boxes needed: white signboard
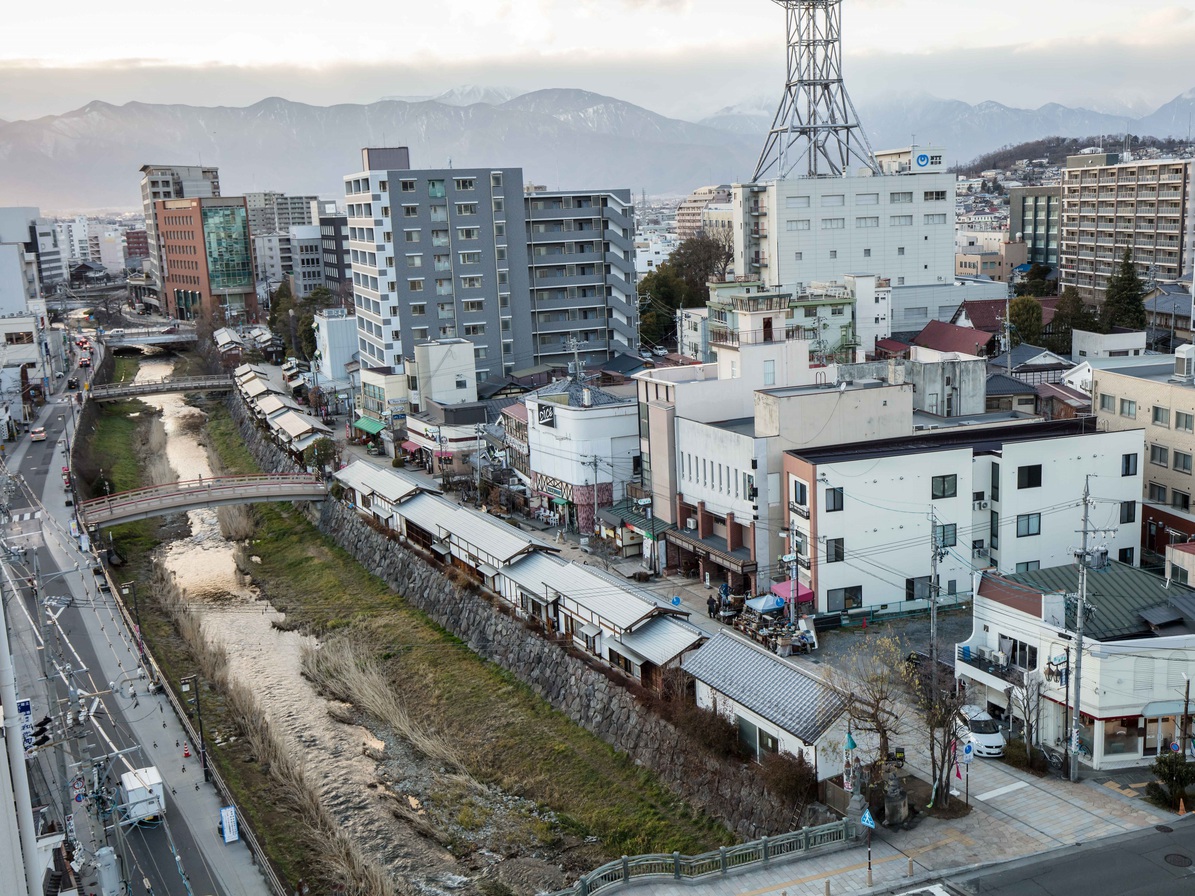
[17,699,34,756]
[220,806,239,843]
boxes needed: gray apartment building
[1060,152,1194,302]
[245,191,317,235]
[313,200,350,298]
[344,147,637,380]
[138,164,220,307]
[1008,184,1061,267]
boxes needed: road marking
[974,781,1030,801]
[10,510,42,522]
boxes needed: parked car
[956,704,1005,758]
[29,427,46,442]
[67,377,79,389]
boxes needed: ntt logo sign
[916,153,931,168]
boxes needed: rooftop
[911,320,990,357]
[791,417,1097,464]
[531,377,632,408]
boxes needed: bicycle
[1042,747,1065,773]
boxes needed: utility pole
[1182,674,1191,763]
[1070,475,1092,783]
[0,576,41,895]
[474,424,482,503]
[929,507,947,671]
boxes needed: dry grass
[301,637,476,786]
[143,418,177,488]
[152,569,401,896]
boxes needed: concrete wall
[226,395,800,839]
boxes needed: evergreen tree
[1045,286,1098,355]
[1101,248,1146,330]
[1009,296,1043,347]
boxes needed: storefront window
[1103,718,1140,757]
[1144,715,1175,757]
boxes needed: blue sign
[670,595,682,607]
[916,153,930,167]
[962,742,974,764]
[860,808,876,830]
[719,583,730,599]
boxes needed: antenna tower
[752,0,879,181]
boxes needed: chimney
[582,388,592,408]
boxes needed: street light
[180,674,209,782]
[120,582,144,668]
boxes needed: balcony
[789,501,811,519]
[796,554,811,569]
[955,645,1031,688]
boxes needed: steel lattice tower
[752,0,879,181]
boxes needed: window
[1178,411,1195,432]
[457,227,479,240]
[905,576,932,601]
[822,194,845,207]
[1120,500,1136,524]
[863,248,871,258]
[786,219,811,231]
[408,278,424,291]
[459,275,483,289]
[1120,399,1137,417]
[931,474,957,499]
[890,191,913,203]
[406,254,422,267]
[897,247,905,256]
[1016,513,1041,537]
[990,510,999,550]
[856,216,879,228]
[1015,561,1040,573]
[759,730,779,756]
[455,375,467,389]
[402,205,418,217]
[404,229,421,243]
[826,538,844,563]
[827,586,862,611]
[1099,393,1115,412]
[490,172,503,189]
[924,213,948,225]
[411,303,426,315]
[792,480,808,507]
[400,179,416,192]
[934,523,957,548]
[459,251,481,265]
[1174,491,1191,512]
[453,177,475,191]
[1017,465,1042,489]
[829,250,837,259]
[1151,444,1169,466]
[455,202,478,215]
[856,192,879,205]
[821,218,845,229]
[1149,482,1167,503]
[785,196,810,209]
[924,191,947,202]
[1119,547,1135,565]
[1176,451,1193,475]
[1153,406,1171,426]
[763,359,776,386]
[890,215,913,226]
[825,487,844,512]
[990,462,1000,501]
[1122,453,1138,476]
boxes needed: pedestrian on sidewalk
[707,595,718,619]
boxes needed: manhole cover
[1157,825,1174,833]
[1163,854,1192,868]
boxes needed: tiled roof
[681,632,844,744]
[531,377,631,408]
[986,373,1036,396]
[911,320,991,356]
[956,297,1061,332]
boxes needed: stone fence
[226,395,798,839]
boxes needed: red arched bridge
[89,375,235,402]
[79,474,328,526]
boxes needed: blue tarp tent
[745,594,785,613]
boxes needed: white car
[956,704,1005,758]
[29,427,46,442]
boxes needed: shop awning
[477,563,498,578]
[579,623,601,638]
[552,497,570,506]
[353,416,385,435]
[434,450,453,459]
[401,440,420,452]
[430,543,451,557]
[771,579,815,603]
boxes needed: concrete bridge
[89,375,235,402]
[79,474,327,526]
[102,328,198,348]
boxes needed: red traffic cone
[183,742,191,759]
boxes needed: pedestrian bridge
[79,474,327,526]
[102,329,198,348]
[90,375,235,402]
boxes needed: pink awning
[771,579,814,603]
[401,440,420,452]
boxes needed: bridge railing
[80,474,324,511]
[90,376,233,395]
[544,821,856,896]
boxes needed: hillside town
[3,3,1195,896]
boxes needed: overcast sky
[3,0,1194,121]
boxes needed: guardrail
[545,820,856,896]
[101,565,290,896]
[90,376,234,400]
[79,474,327,525]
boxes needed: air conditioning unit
[991,651,1007,667]
[976,646,989,661]
[685,518,697,531]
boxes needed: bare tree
[1005,672,1044,767]
[906,660,967,808]
[827,633,906,765]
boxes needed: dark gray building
[344,148,637,380]
[1008,184,1060,267]
[313,200,350,299]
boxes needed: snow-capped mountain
[3,85,1193,210]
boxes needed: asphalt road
[8,371,226,895]
[948,816,1195,896]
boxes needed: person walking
[707,595,718,619]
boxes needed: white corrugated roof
[240,376,276,399]
[443,508,554,564]
[271,410,330,440]
[394,492,463,538]
[333,460,428,504]
[500,554,666,631]
[255,394,301,417]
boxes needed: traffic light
[31,716,52,747]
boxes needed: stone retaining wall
[226,395,795,839]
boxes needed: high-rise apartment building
[244,191,317,235]
[139,164,220,307]
[0,207,64,308]
[1060,153,1194,302]
[55,216,90,264]
[343,147,636,379]
[88,228,126,273]
[313,200,350,298]
[124,228,149,265]
[157,196,258,323]
[1008,185,1061,267]
[524,188,637,366]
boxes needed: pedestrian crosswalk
[7,509,41,522]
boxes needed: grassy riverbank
[203,403,729,858]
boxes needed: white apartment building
[524,378,639,539]
[288,225,323,298]
[1060,152,1195,302]
[254,233,290,283]
[55,216,90,264]
[677,307,710,361]
[782,420,1144,616]
[958,564,1195,770]
[244,191,317,235]
[311,308,357,385]
[87,227,126,273]
[733,146,957,334]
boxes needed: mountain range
[2,87,1193,211]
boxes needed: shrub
[758,750,817,808]
[1148,753,1195,809]
[669,701,747,760]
